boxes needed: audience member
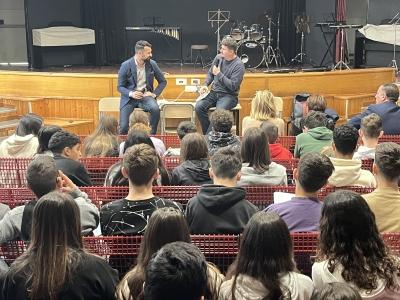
[238,127,287,186]
[144,242,208,300]
[83,115,119,157]
[294,111,333,158]
[48,130,92,186]
[0,113,43,158]
[328,124,376,187]
[36,125,62,156]
[260,121,293,160]
[186,148,258,234]
[353,113,383,160]
[116,207,223,300]
[100,144,181,236]
[0,156,99,243]
[265,153,333,231]
[220,212,313,299]
[206,109,241,156]
[349,83,400,135]
[307,94,339,131]
[105,130,170,186]
[242,90,285,135]
[119,109,166,157]
[311,282,362,300]
[164,121,197,156]
[363,142,400,232]
[171,133,212,185]
[313,190,400,299]
[0,191,118,300]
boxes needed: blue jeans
[119,96,160,134]
[195,91,238,134]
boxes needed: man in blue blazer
[349,83,400,135]
[118,40,167,134]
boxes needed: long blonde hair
[250,90,278,120]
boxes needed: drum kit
[229,14,284,69]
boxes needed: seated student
[35,125,62,156]
[186,148,258,234]
[265,152,334,231]
[48,130,92,187]
[0,113,43,158]
[353,113,383,160]
[311,282,362,300]
[116,207,223,300]
[171,133,212,185]
[294,111,333,158]
[105,130,170,186]
[83,115,119,157]
[1,191,118,300]
[328,124,376,187]
[144,242,208,300]
[119,109,166,157]
[100,144,182,236]
[363,142,400,232]
[238,127,287,186]
[260,121,293,160]
[0,156,99,243]
[307,94,339,131]
[312,190,400,299]
[206,109,241,156]
[220,212,313,300]
[164,120,197,156]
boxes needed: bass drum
[237,40,264,68]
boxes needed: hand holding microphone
[212,56,221,76]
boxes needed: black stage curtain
[274,0,306,63]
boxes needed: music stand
[290,14,311,66]
[208,10,230,54]
[389,11,400,72]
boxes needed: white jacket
[328,157,376,187]
[0,134,38,158]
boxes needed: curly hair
[318,190,400,292]
[210,109,233,133]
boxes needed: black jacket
[186,184,258,234]
[171,159,212,185]
[54,155,92,187]
[206,131,241,156]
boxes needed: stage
[0,65,395,135]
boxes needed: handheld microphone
[214,57,220,67]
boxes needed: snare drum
[250,24,263,41]
[237,40,264,68]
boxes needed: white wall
[0,0,27,63]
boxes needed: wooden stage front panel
[0,68,395,134]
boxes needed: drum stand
[290,31,307,65]
[264,17,278,67]
[274,13,286,67]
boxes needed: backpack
[290,93,310,136]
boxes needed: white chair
[98,97,120,120]
[160,102,195,134]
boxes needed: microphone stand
[389,11,400,73]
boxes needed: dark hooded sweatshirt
[206,131,241,156]
[171,159,212,185]
[185,184,258,234]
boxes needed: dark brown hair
[360,113,382,139]
[307,94,327,112]
[241,127,270,173]
[180,133,208,162]
[210,109,233,133]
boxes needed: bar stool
[209,104,242,135]
[191,45,209,68]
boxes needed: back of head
[129,122,151,135]
[123,143,158,186]
[16,113,43,137]
[135,40,152,54]
[311,282,362,300]
[333,124,359,155]
[382,83,399,102]
[144,241,207,300]
[124,130,154,154]
[95,115,118,136]
[180,133,208,161]
[177,121,197,140]
[360,113,382,139]
[241,127,270,173]
[84,115,118,156]
[210,148,241,179]
[221,36,238,53]
[37,125,62,154]
[234,212,294,299]
[319,190,398,290]
[48,130,80,155]
[307,95,327,112]
[260,121,278,144]
[129,109,150,128]
[297,153,334,192]
[303,111,328,129]
[375,142,400,181]
[250,90,277,120]
[210,109,233,133]
[27,156,58,198]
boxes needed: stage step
[0,119,20,137]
